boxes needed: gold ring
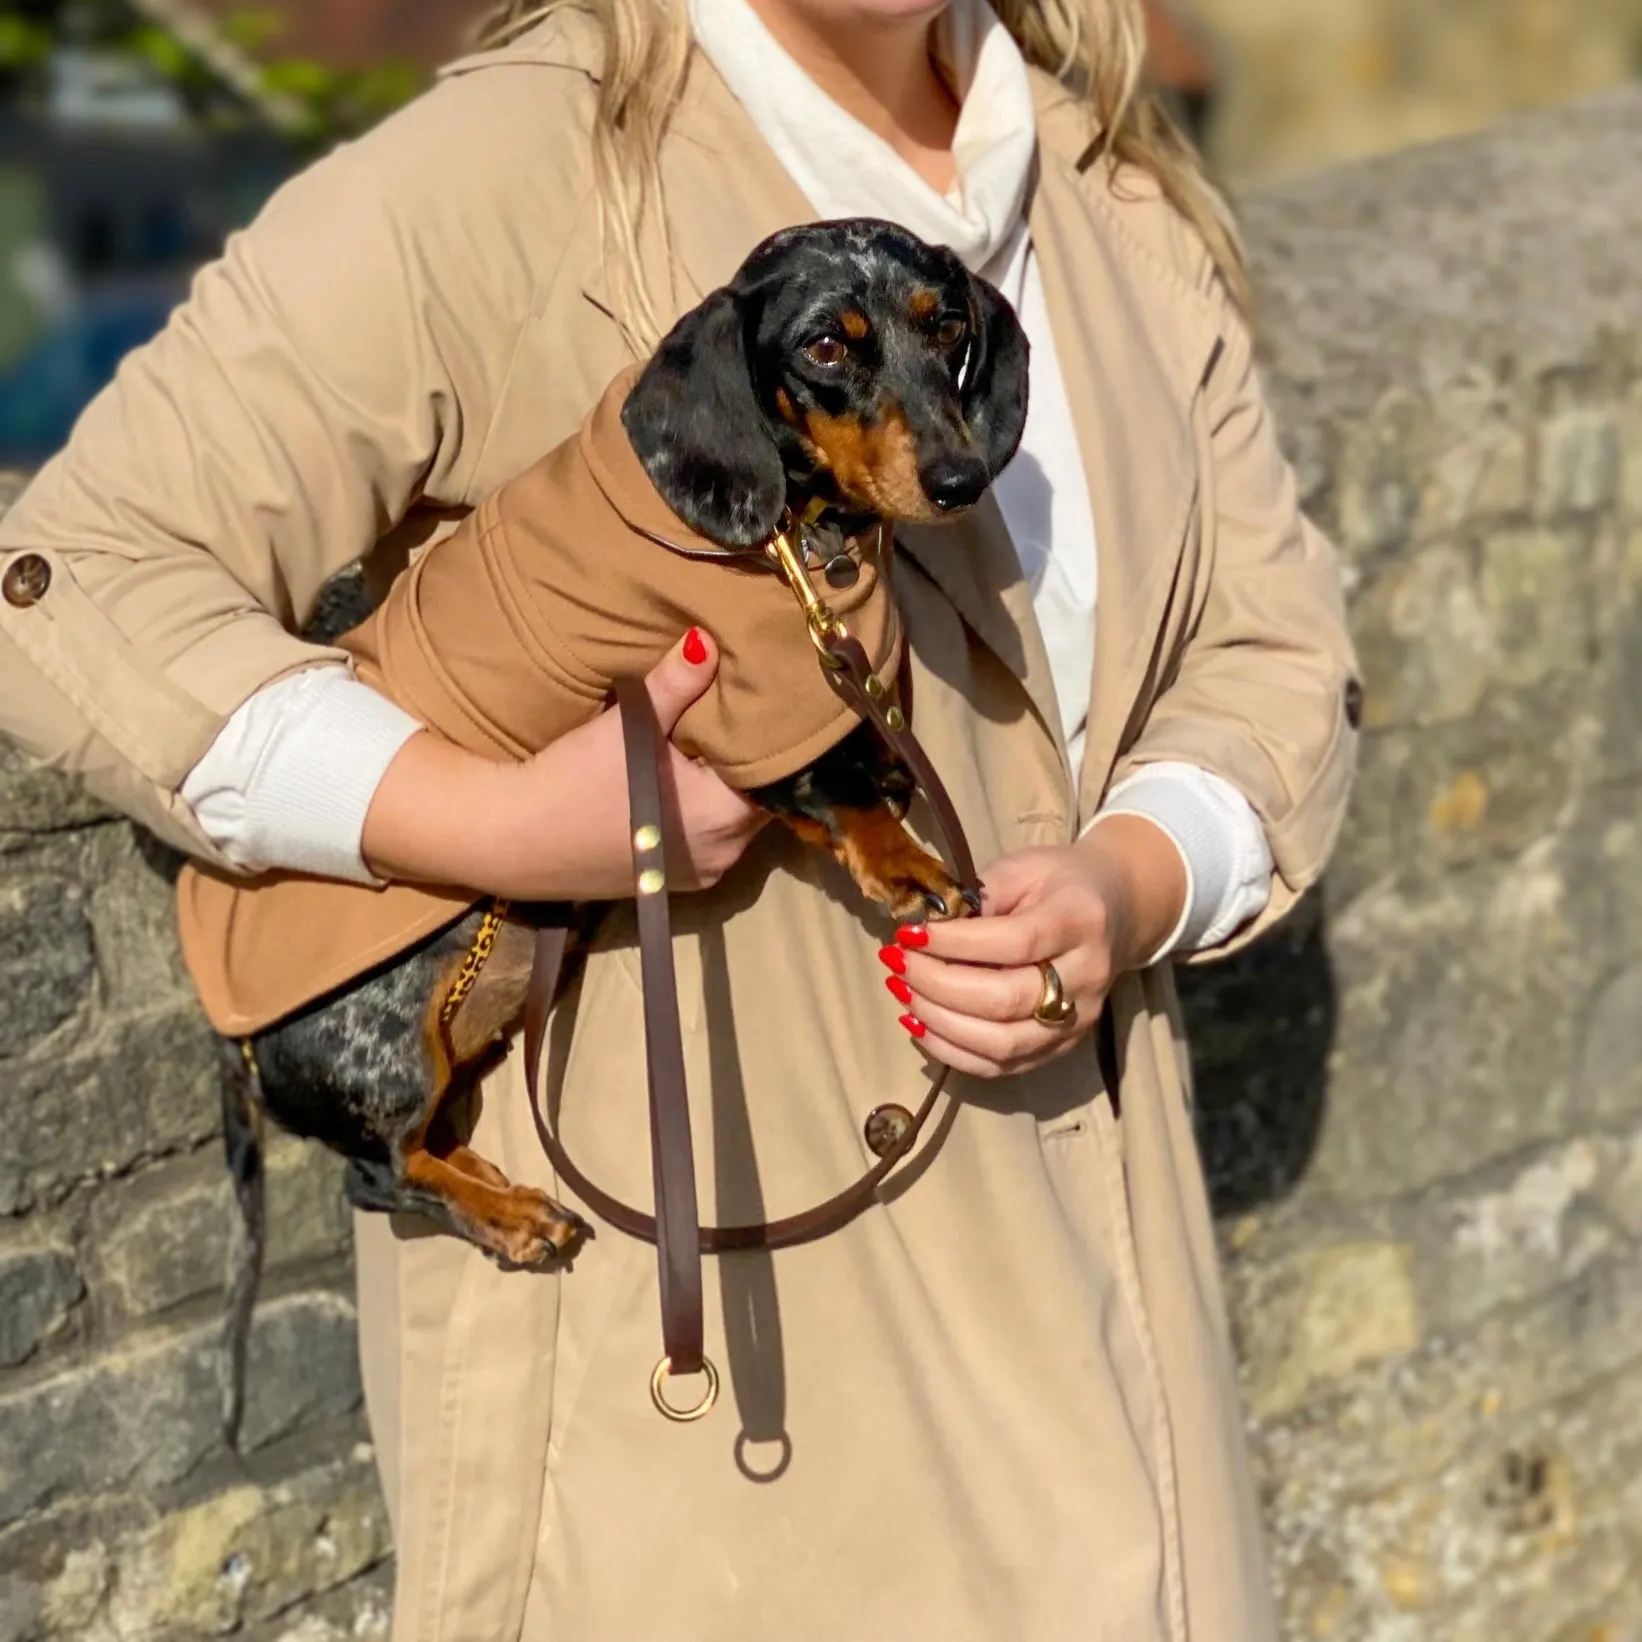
[650,1355,720,1423]
[1033,960,1076,1028]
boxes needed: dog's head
[622,218,1030,550]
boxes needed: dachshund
[218,219,1029,1439]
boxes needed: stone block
[1408,1138,1621,1333]
[1,1005,221,1213]
[0,1246,83,1368]
[108,1455,388,1638]
[0,879,95,1061]
[1336,388,1428,556]
[1480,525,1593,688]
[0,1292,361,1529]
[0,742,115,837]
[1538,406,1622,516]
[1236,1241,1421,1420]
[1351,542,1492,729]
[91,1140,350,1322]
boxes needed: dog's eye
[804,335,849,368]
[934,314,968,350]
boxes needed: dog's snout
[921,458,989,514]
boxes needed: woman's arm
[887,266,1359,1076]
[0,63,590,865]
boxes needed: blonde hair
[474,0,1248,351]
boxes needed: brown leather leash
[522,513,984,1422]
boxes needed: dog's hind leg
[385,925,590,1268]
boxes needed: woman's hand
[878,815,1188,1079]
[361,628,768,900]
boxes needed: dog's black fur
[220,220,1028,1444]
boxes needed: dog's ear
[621,288,789,549]
[961,273,1031,478]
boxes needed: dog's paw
[493,1188,591,1269]
[856,836,975,924]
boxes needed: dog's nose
[921,458,989,513]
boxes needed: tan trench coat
[0,18,1359,1642]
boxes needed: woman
[0,0,1357,1637]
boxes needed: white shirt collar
[688,0,1037,277]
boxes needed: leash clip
[765,511,848,669]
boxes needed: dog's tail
[219,1038,267,1452]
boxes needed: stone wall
[1184,0,1642,187]
[3,87,1642,1641]
[1182,85,1642,1640]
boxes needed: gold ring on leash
[651,1355,720,1423]
[1033,959,1076,1028]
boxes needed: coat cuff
[180,666,422,883]
[1081,763,1274,962]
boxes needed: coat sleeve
[0,63,592,863]
[1106,255,1361,959]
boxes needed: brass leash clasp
[765,510,849,669]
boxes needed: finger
[896,1012,1079,1081]
[884,949,1048,1024]
[912,902,1065,968]
[965,850,1056,918]
[645,627,718,737]
[896,987,1067,1068]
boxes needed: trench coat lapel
[1025,129,1222,815]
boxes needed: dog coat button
[825,556,860,589]
[864,1103,914,1158]
[2,553,50,609]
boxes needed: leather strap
[521,649,988,1406]
[523,673,970,1258]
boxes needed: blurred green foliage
[1,0,425,145]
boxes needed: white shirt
[181,0,1272,956]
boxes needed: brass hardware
[765,512,847,667]
[864,674,887,701]
[864,1103,914,1158]
[633,824,662,853]
[1032,959,1076,1028]
[884,706,906,733]
[637,868,666,896]
[439,901,512,1029]
[651,1354,720,1422]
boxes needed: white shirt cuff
[1081,763,1274,963]
[180,666,423,884]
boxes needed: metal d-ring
[651,1355,720,1423]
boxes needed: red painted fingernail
[899,1012,927,1040]
[886,976,913,1005]
[682,627,708,665]
[896,925,930,949]
[878,945,907,975]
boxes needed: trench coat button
[2,554,50,609]
[1343,677,1364,730]
[864,1103,914,1158]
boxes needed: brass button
[1344,677,1364,730]
[2,553,50,609]
[864,1103,914,1159]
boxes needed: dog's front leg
[751,725,976,922]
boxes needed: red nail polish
[682,627,708,665]
[898,1012,927,1040]
[896,925,930,949]
[886,976,912,1006]
[878,945,907,975]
